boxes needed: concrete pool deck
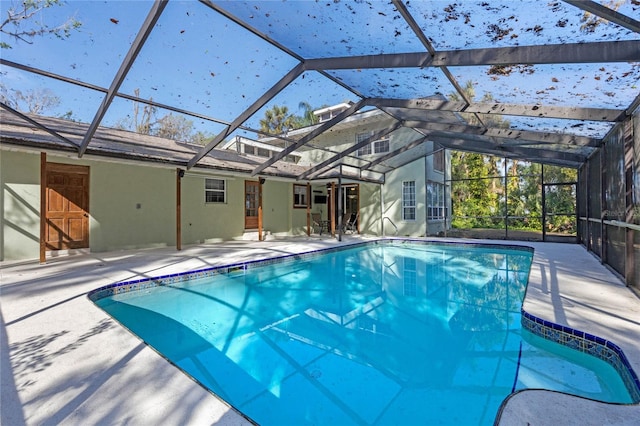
[1,236,639,425]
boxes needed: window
[257,147,270,157]
[356,132,372,156]
[356,132,390,156]
[293,184,308,208]
[427,182,446,220]
[243,144,255,155]
[433,149,444,172]
[205,178,226,203]
[374,137,390,154]
[402,181,416,221]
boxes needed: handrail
[382,217,398,236]
[579,216,640,232]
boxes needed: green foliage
[448,80,576,235]
[259,105,295,135]
[259,102,320,136]
[451,152,577,234]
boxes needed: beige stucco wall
[358,182,382,236]
[181,174,245,243]
[1,140,447,262]
[262,179,294,235]
[0,147,320,262]
[1,150,41,261]
[383,158,427,237]
[90,161,177,252]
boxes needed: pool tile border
[87,239,532,302]
[87,242,366,302]
[522,310,640,402]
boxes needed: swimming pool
[90,240,638,425]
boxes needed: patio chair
[311,213,328,235]
[343,212,358,234]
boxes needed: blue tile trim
[521,309,640,403]
[88,238,533,302]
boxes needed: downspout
[381,181,385,237]
[504,158,508,239]
[306,182,311,236]
[338,166,343,242]
[40,152,47,263]
[425,153,428,237]
[176,168,184,250]
[258,177,264,241]
[444,148,448,237]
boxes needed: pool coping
[2,236,639,425]
[87,238,640,405]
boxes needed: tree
[154,113,194,142]
[293,101,319,128]
[541,165,577,233]
[449,81,505,229]
[579,0,624,33]
[0,84,60,114]
[114,89,211,143]
[0,0,82,49]
[115,89,156,134]
[259,104,296,135]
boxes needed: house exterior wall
[289,114,451,238]
[181,174,245,243]
[358,182,382,236]
[0,148,314,262]
[296,115,398,167]
[262,179,294,236]
[383,158,427,237]
[90,162,176,252]
[1,110,450,262]
[1,150,41,261]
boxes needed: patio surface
[1,236,639,425]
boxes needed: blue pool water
[93,242,634,425]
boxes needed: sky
[1,0,639,142]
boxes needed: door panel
[45,164,89,250]
[68,218,85,241]
[245,180,259,229]
[47,218,64,243]
[48,188,64,212]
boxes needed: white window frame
[373,136,390,154]
[356,132,372,156]
[357,132,390,156]
[293,184,308,208]
[427,181,446,220]
[205,178,226,203]
[402,181,416,221]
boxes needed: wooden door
[245,180,259,229]
[46,163,89,250]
